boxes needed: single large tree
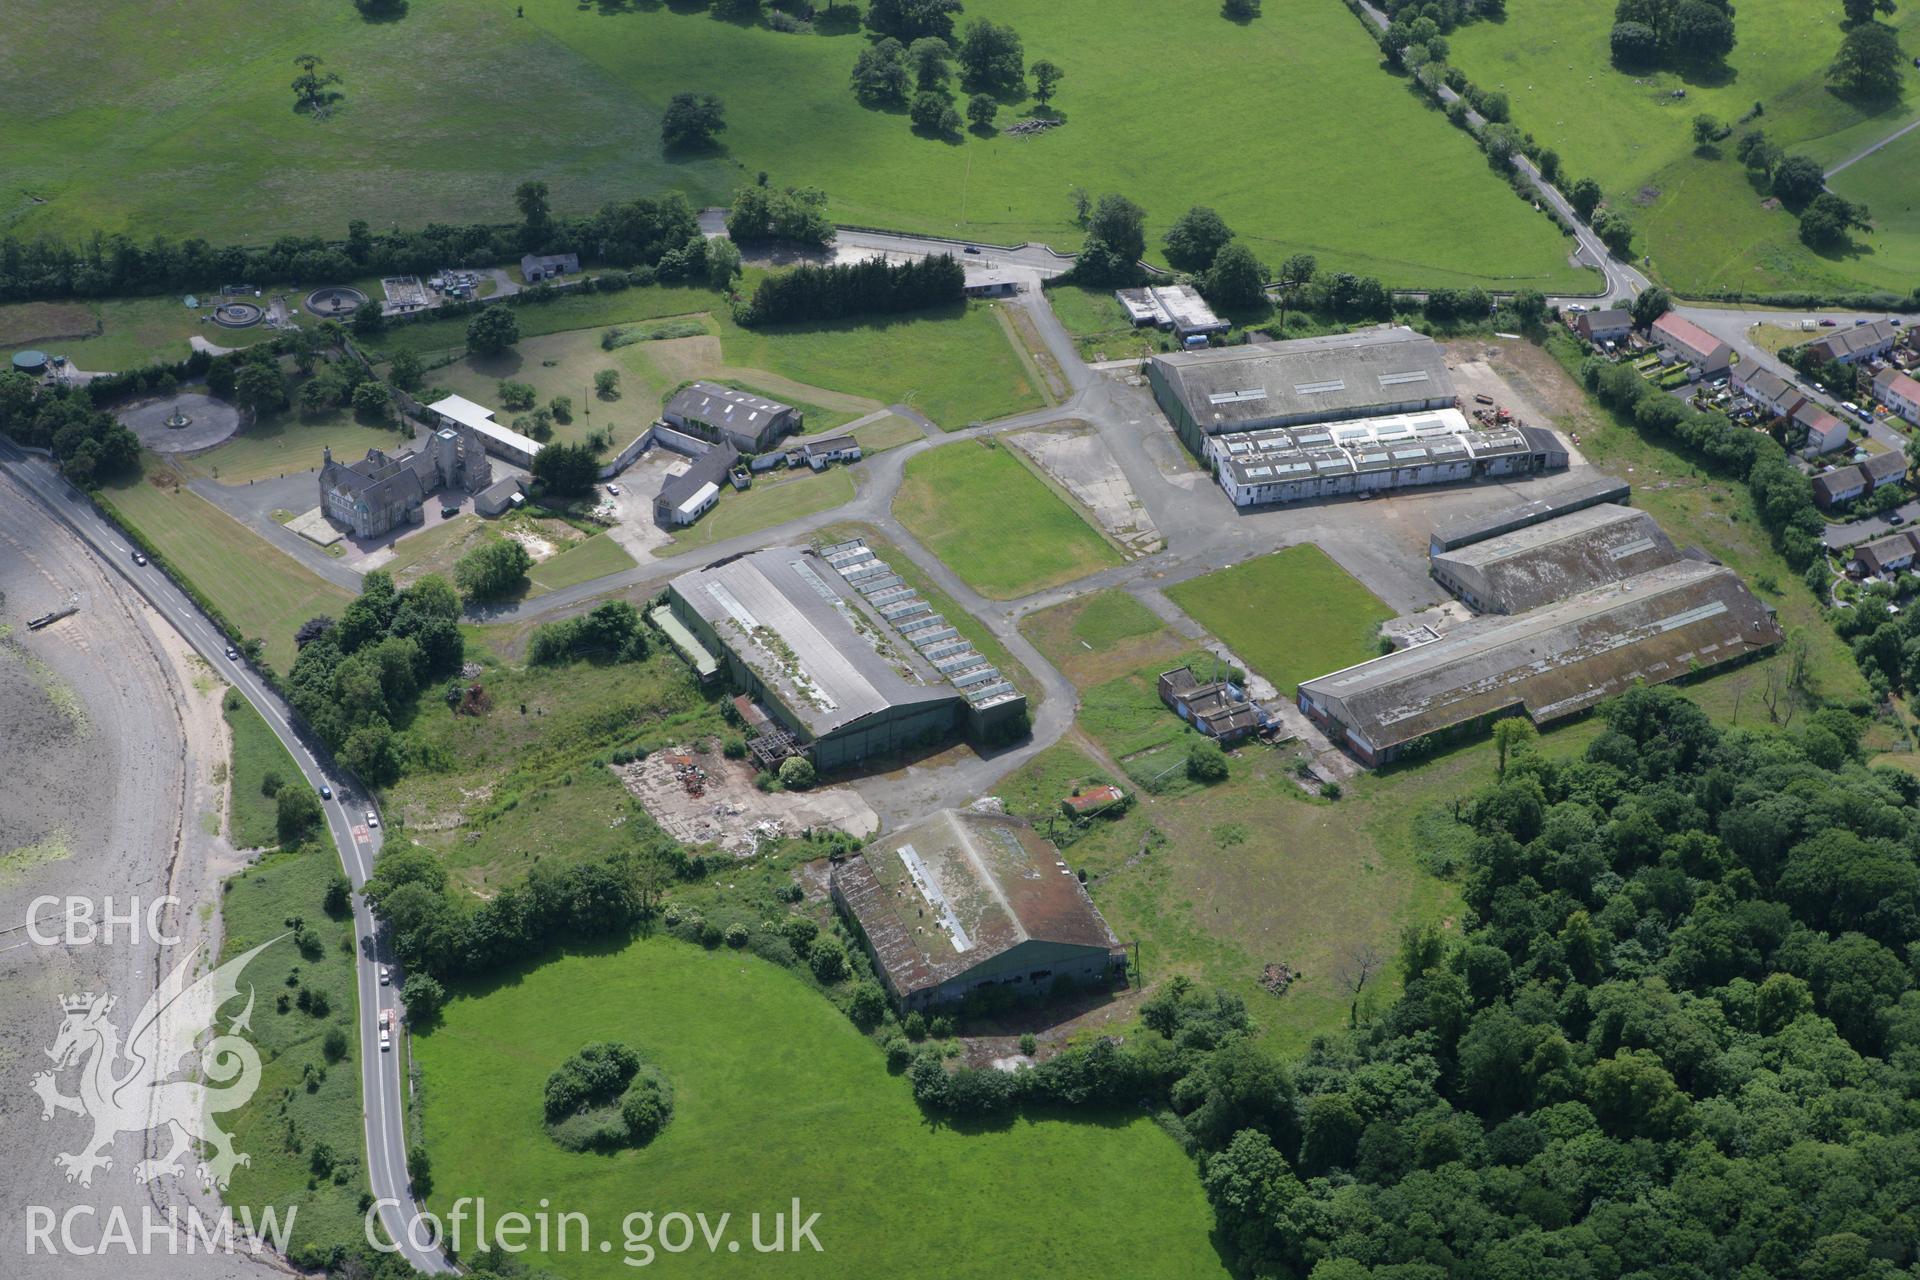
[1162,206,1234,273]
[1201,241,1267,310]
[661,93,727,150]
[907,37,953,91]
[1770,153,1827,206]
[1829,22,1905,99]
[465,306,521,356]
[850,38,911,104]
[1086,194,1147,263]
[957,19,1025,93]
[966,92,998,131]
[1029,58,1064,105]
[290,54,344,116]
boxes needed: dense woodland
[918,687,1920,1278]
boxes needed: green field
[219,848,366,1264]
[893,440,1120,598]
[663,467,856,555]
[0,296,279,372]
[713,303,1042,430]
[223,687,304,850]
[98,459,353,671]
[849,413,925,452]
[415,935,1226,1279]
[4,0,1582,291]
[388,645,725,886]
[1166,545,1394,696]
[526,530,637,593]
[186,407,412,484]
[1448,0,1920,294]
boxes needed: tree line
[736,252,963,326]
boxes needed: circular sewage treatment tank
[304,286,369,318]
[12,349,50,374]
[211,302,264,328]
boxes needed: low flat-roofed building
[427,394,543,467]
[831,809,1127,1010]
[1209,407,1565,507]
[1792,402,1849,455]
[520,252,580,281]
[1297,561,1782,765]
[1807,319,1901,365]
[1856,531,1919,578]
[1428,475,1633,555]
[663,381,798,454]
[1431,504,1680,614]
[963,271,1021,298]
[796,436,861,470]
[1651,314,1733,378]
[1813,465,1868,510]
[1876,368,1920,426]
[1148,327,1457,451]
[1116,284,1229,340]
[1734,366,1803,418]
[1576,309,1632,345]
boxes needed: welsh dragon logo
[31,938,280,1190]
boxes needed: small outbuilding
[520,253,580,282]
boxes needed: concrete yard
[117,392,243,453]
[1010,421,1164,556]
[615,742,879,857]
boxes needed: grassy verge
[850,414,926,453]
[893,439,1121,598]
[97,457,353,671]
[526,530,637,593]
[223,687,303,850]
[1166,545,1394,696]
[415,934,1227,1279]
[218,848,364,1268]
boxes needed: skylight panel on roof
[1207,388,1268,405]
[1295,379,1347,395]
[1378,371,1431,387]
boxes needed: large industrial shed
[1147,327,1458,452]
[1430,504,1680,614]
[1297,561,1782,765]
[831,809,1128,1011]
[1428,475,1632,555]
[663,546,1024,769]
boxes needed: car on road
[964,245,981,254]
[1820,319,1838,327]
[1567,304,1588,314]
[224,645,238,660]
[379,963,391,986]
[130,550,147,566]
[379,1009,393,1051]
[320,784,333,800]
[366,810,379,829]
[1892,513,1907,526]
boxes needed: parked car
[1891,512,1907,526]
[964,245,982,255]
[440,504,459,519]
[1820,318,1838,327]
[607,483,622,496]
[1568,304,1588,314]
[319,784,333,801]
[366,810,379,829]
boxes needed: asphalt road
[0,440,451,1275]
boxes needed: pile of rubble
[1260,962,1298,996]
